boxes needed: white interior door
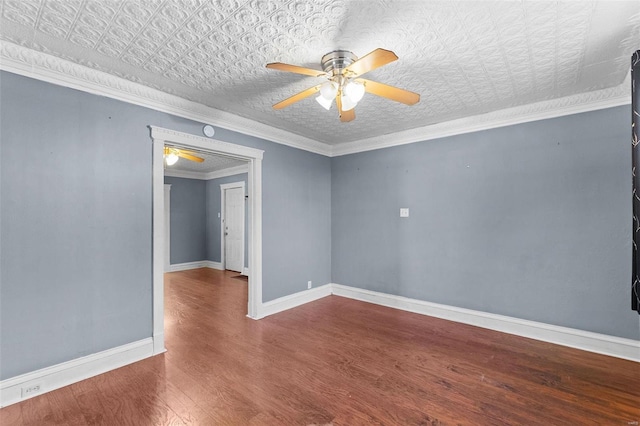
[223,185,244,273]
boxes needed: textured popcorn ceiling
[1,0,639,148]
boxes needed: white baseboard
[242,267,249,276]
[204,260,223,270]
[257,284,332,319]
[152,332,166,355]
[168,261,223,272]
[5,284,634,409]
[168,261,207,272]
[0,338,154,408]
[331,284,640,362]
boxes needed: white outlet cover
[21,384,42,397]
[400,208,409,217]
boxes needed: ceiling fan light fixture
[316,95,333,110]
[319,80,338,100]
[344,80,365,103]
[340,94,357,111]
[320,81,338,101]
[165,152,179,166]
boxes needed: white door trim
[164,184,171,272]
[150,126,264,354]
[220,181,245,273]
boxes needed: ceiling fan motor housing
[321,50,358,76]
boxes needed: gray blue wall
[332,106,638,340]
[164,177,207,264]
[1,72,153,379]
[163,173,249,269]
[207,129,332,302]
[0,71,332,380]
[2,66,634,383]
[259,141,332,301]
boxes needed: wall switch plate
[307,281,312,289]
[400,208,409,217]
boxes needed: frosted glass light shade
[316,95,333,110]
[165,153,179,166]
[319,81,338,100]
[344,80,365,103]
[340,94,357,111]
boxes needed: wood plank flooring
[1,268,638,425]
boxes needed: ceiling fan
[164,147,204,166]
[266,48,420,122]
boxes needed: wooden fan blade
[343,48,398,78]
[336,93,355,122]
[177,152,204,162]
[357,78,420,105]
[266,62,327,77]
[273,84,321,109]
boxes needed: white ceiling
[1,0,639,154]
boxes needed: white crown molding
[0,338,154,408]
[330,74,632,156]
[205,164,249,180]
[0,41,631,159]
[164,164,249,181]
[163,169,208,180]
[0,41,331,156]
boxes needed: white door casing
[150,126,264,355]
[221,182,245,273]
[164,184,171,272]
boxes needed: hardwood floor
[2,268,639,425]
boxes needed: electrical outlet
[307,281,312,289]
[21,383,42,398]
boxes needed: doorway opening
[163,146,248,274]
[150,126,264,355]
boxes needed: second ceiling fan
[266,48,420,122]
[164,147,204,166]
